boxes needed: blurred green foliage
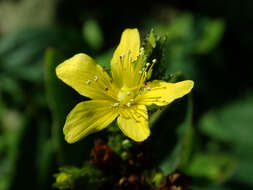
[53,165,102,190]
[199,95,253,187]
[0,1,253,190]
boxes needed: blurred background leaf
[198,94,253,188]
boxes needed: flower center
[117,87,135,107]
[117,88,132,102]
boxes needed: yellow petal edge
[136,80,194,106]
[63,100,118,143]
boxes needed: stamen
[120,53,125,59]
[127,92,131,96]
[126,102,131,107]
[147,87,151,91]
[143,96,162,100]
[129,57,132,62]
[139,47,145,56]
[86,80,91,85]
[152,59,157,63]
[146,62,150,67]
[127,50,131,54]
[130,99,134,102]
[94,76,98,82]
[139,70,142,74]
[113,103,119,107]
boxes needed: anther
[152,59,157,63]
[127,92,131,96]
[127,50,131,54]
[130,99,134,102]
[94,76,98,82]
[139,47,145,56]
[139,70,142,74]
[129,57,132,62]
[113,103,119,107]
[120,53,125,59]
[126,102,131,107]
[147,87,151,91]
[146,62,150,67]
[86,80,91,85]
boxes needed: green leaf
[199,95,253,187]
[144,29,157,58]
[184,153,236,183]
[0,27,86,83]
[194,19,225,53]
[82,19,104,50]
[53,165,102,190]
[0,28,51,82]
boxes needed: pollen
[113,103,119,107]
[120,53,125,59]
[139,47,145,56]
[86,80,91,85]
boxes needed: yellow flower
[56,28,194,143]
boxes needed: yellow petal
[136,80,194,106]
[110,28,140,88]
[117,105,150,142]
[63,100,118,143]
[56,53,116,100]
